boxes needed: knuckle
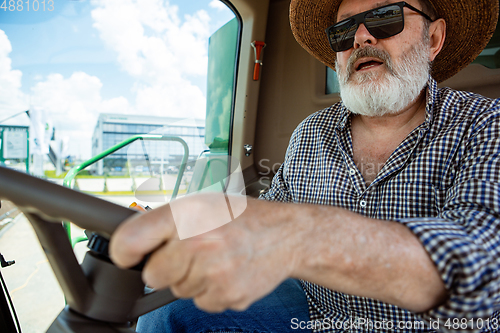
[142,260,176,288]
[142,267,162,289]
[174,280,195,296]
[170,284,187,298]
[205,265,223,281]
[215,285,246,307]
[214,259,236,277]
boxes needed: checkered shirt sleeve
[260,78,500,332]
[398,92,500,328]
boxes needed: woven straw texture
[290,0,499,83]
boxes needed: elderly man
[110,0,500,331]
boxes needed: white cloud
[100,96,135,115]
[209,0,229,11]
[31,72,102,132]
[0,30,28,122]
[30,72,133,158]
[91,0,209,119]
[135,83,206,119]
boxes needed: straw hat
[290,0,499,83]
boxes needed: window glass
[326,66,341,94]
[0,0,238,188]
[472,18,500,68]
[0,0,239,330]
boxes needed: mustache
[345,46,394,78]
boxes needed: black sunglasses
[325,1,433,52]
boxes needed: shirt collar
[335,102,351,131]
[424,75,438,127]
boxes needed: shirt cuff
[397,217,500,330]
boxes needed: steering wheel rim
[0,166,177,331]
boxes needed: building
[91,114,206,175]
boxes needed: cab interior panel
[254,0,341,177]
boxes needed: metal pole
[0,129,4,165]
[0,110,29,125]
[26,128,30,174]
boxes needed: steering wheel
[0,166,177,332]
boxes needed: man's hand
[109,194,297,312]
[110,193,447,314]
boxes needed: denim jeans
[136,278,312,333]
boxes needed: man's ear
[428,18,446,62]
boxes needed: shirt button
[349,168,356,175]
[360,200,367,208]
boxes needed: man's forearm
[110,194,448,313]
[274,202,448,313]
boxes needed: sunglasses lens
[327,19,357,52]
[365,5,403,39]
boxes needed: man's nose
[353,23,377,49]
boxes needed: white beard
[335,38,431,117]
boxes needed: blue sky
[0,0,235,158]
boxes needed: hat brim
[290,0,499,83]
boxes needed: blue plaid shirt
[261,77,500,332]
